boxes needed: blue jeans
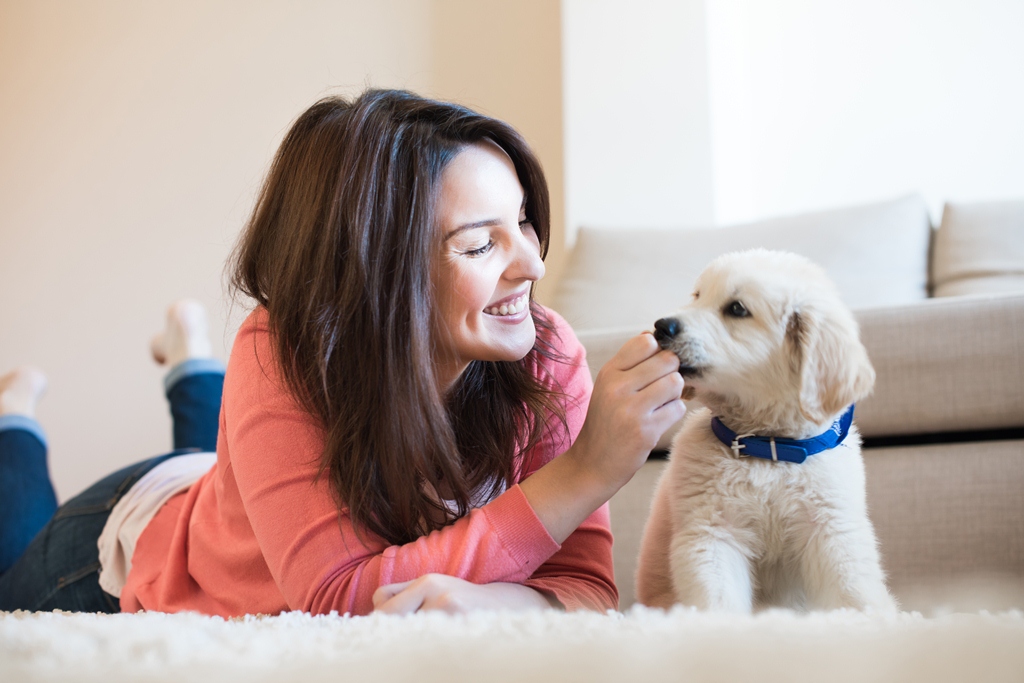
[0,358,224,612]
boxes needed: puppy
[635,250,896,613]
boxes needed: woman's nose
[511,231,545,282]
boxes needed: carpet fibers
[3,607,1023,682]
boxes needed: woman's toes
[0,366,48,418]
[150,333,168,365]
[151,299,214,367]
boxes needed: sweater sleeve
[225,310,563,617]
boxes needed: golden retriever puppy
[636,250,896,613]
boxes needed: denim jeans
[0,358,224,612]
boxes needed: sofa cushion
[932,199,1024,297]
[855,292,1024,437]
[551,195,932,332]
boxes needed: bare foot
[0,366,48,418]
[150,300,213,367]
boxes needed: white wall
[706,0,1024,224]
[562,0,715,239]
[562,0,1024,232]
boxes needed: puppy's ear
[787,305,875,424]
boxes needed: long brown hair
[232,90,566,546]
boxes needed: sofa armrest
[856,292,1024,437]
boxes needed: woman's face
[433,141,545,389]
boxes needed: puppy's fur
[636,250,896,612]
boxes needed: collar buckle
[731,433,756,458]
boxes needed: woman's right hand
[520,332,685,544]
[572,332,686,490]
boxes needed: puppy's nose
[653,317,681,341]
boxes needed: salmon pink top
[121,306,616,616]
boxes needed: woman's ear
[787,305,875,424]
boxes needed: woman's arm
[519,332,685,546]
[512,311,682,612]
[523,503,617,611]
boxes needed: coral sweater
[121,306,617,616]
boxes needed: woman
[0,90,685,616]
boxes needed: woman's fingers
[372,580,417,612]
[603,334,681,389]
[606,332,662,372]
[627,349,683,392]
[653,391,687,428]
[373,580,413,605]
[374,581,427,615]
[639,366,686,408]
[589,335,685,436]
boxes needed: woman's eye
[465,240,493,256]
[519,219,534,231]
[725,300,750,318]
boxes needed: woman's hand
[372,574,557,615]
[572,332,685,489]
[520,332,685,544]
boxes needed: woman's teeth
[486,293,529,316]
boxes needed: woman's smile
[484,289,530,317]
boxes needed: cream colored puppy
[636,250,896,613]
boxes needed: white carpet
[2,607,1023,683]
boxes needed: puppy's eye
[724,301,750,318]
[693,291,700,300]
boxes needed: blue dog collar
[710,405,855,464]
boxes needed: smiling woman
[0,90,686,617]
[433,142,546,388]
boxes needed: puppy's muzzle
[653,317,681,344]
[654,316,703,378]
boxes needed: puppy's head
[654,250,875,436]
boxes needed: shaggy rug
[3,607,1023,683]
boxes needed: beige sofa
[549,195,1024,611]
